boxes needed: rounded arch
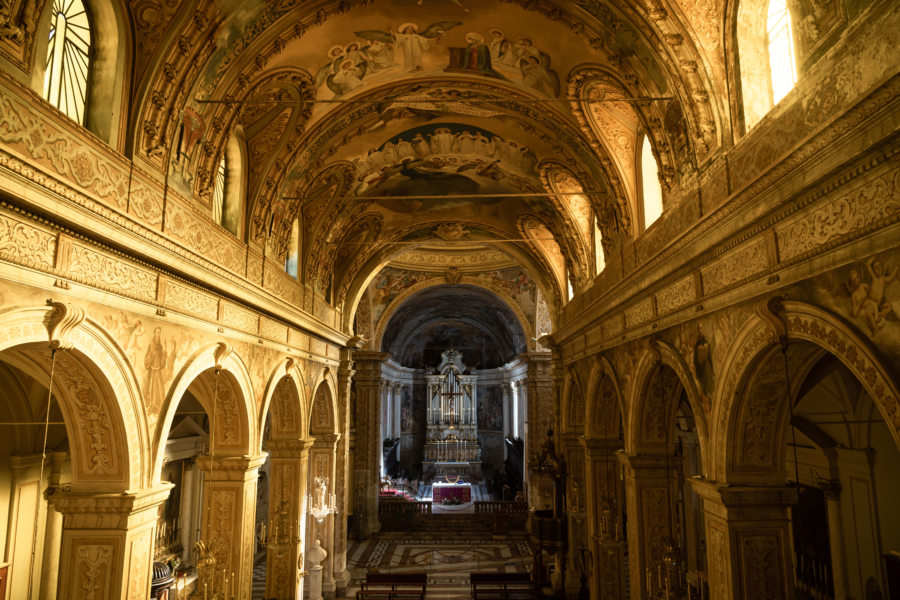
[0,303,148,491]
[153,343,256,483]
[711,300,900,484]
[309,378,339,437]
[627,340,709,470]
[30,0,133,148]
[372,277,535,355]
[585,356,627,441]
[258,359,309,449]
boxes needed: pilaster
[616,452,681,600]
[195,453,268,600]
[51,484,173,600]
[352,351,390,539]
[583,439,626,600]
[690,478,797,600]
[519,351,552,510]
[265,439,314,600]
[332,351,355,594]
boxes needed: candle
[204,583,208,600]
[232,571,235,597]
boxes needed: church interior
[0,0,898,598]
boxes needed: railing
[474,501,529,514]
[379,501,432,515]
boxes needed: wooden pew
[357,572,428,600]
[470,572,536,600]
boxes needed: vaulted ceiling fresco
[131,0,727,340]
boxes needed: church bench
[355,590,425,600]
[361,572,428,593]
[470,572,536,600]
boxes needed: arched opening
[584,371,629,600]
[32,0,130,147]
[257,375,309,599]
[627,356,708,600]
[735,0,799,131]
[213,134,246,238]
[639,134,663,230]
[736,344,900,599]
[0,337,140,598]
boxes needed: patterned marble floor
[346,533,534,599]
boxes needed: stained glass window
[767,0,798,104]
[212,155,226,225]
[43,0,91,124]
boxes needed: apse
[381,284,526,369]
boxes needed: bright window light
[43,0,91,123]
[641,135,663,229]
[767,0,798,104]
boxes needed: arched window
[736,0,800,131]
[594,216,605,276]
[212,155,226,225]
[42,0,92,124]
[767,0,798,104]
[285,217,300,279]
[640,135,663,229]
[212,135,246,237]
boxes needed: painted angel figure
[355,21,462,72]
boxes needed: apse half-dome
[381,284,526,369]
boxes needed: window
[43,0,92,123]
[212,155,226,226]
[767,0,798,104]
[594,216,605,276]
[285,217,300,279]
[640,135,663,229]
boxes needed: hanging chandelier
[307,476,337,523]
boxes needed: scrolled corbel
[45,301,85,349]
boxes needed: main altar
[422,349,483,482]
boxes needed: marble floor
[345,532,535,599]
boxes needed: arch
[711,300,900,484]
[153,343,256,483]
[310,379,339,436]
[585,356,627,441]
[31,0,132,148]
[627,340,709,470]
[0,304,148,491]
[258,359,309,449]
[372,276,535,355]
[561,367,586,435]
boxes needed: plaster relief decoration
[75,544,113,598]
[353,123,538,201]
[580,79,639,201]
[796,249,900,357]
[522,218,566,295]
[0,211,57,270]
[791,0,846,66]
[370,268,431,324]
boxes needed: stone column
[690,478,797,600]
[331,352,355,594]
[352,351,390,539]
[582,439,626,600]
[501,383,511,458]
[39,451,68,600]
[820,480,849,600]
[196,454,267,600]
[265,439,314,600]
[393,384,402,461]
[518,352,552,510]
[51,484,172,600]
[617,452,682,600]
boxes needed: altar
[432,482,472,504]
[421,349,484,482]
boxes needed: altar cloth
[432,482,472,504]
